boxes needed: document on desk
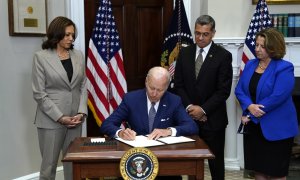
[157,136,195,144]
[116,135,164,147]
[116,135,195,147]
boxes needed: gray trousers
[37,126,81,180]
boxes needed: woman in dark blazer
[32,17,87,180]
[235,28,298,179]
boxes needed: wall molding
[214,37,300,77]
[214,37,300,44]
[13,167,63,180]
[225,158,241,170]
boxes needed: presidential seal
[120,147,159,180]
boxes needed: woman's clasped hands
[248,104,265,118]
[58,114,84,128]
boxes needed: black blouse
[249,71,262,103]
[61,58,73,82]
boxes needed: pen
[237,122,244,134]
[125,121,131,129]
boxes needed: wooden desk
[63,136,214,180]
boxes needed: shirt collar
[196,41,212,55]
[146,94,160,110]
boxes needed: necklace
[57,50,69,59]
[258,62,266,70]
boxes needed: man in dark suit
[100,66,198,141]
[174,15,233,180]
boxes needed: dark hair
[42,16,77,50]
[195,15,216,32]
[255,28,286,59]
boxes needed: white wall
[1,0,300,179]
[0,0,65,179]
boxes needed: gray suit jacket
[32,49,87,129]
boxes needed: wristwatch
[167,127,173,136]
[78,113,87,119]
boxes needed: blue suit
[100,89,199,138]
[235,59,298,141]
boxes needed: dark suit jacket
[235,59,298,141]
[100,89,199,138]
[174,42,233,131]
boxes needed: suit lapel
[70,50,79,87]
[243,60,258,97]
[140,90,150,131]
[186,45,197,81]
[45,50,71,87]
[153,94,168,129]
[256,60,275,101]
[196,42,216,81]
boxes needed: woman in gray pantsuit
[32,16,87,180]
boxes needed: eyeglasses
[194,31,211,38]
[237,122,249,134]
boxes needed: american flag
[86,0,127,127]
[160,0,193,80]
[241,0,272,71]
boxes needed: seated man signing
[100,66,199,140]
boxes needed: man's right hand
[187,105,206,121]
[118,128,137,140]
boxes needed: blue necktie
[148,102,156,133]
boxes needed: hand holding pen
[118,122,136,140]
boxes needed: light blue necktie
[148,102,156,133]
